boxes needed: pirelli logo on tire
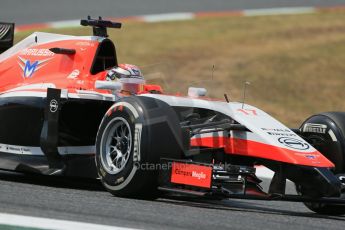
[170,162,212,188]
[303,123,327,134]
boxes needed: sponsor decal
[171,162,212,188]
[0,144,32,155]
[261,128,291,132]
[133,123,142,162]
[19,48,55,57]
[303,123,327,134]
[106,105,125,117]
[305,155,316,159]
[18,56,52,78]
[114,177,124,185]
[49,99,58,113]
[278,137,310,150]
[192,171,207,180]
[76,41,95,47]
[267,132,296,137]
[261,128,297,137]
[67,69,80,79]
[8,146,21,152]
[237,109,257,116]
[99,164,107,177]
[76,80,84,85]
[294,153,320,163]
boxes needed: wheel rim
[101,117,132,175]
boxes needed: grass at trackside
[15,12,345,127]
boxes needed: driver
[106,64,145,95]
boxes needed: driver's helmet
[106,64,145,94]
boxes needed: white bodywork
[140,94,317,154]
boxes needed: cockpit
[90,39,117,75]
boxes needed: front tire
[299,112,345,215]
[95,96,185,198]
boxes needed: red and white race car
[1,17,345,215]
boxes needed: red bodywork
[0,39,106,93]
[0,38,161,95]
[191,136,334,167]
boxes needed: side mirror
[188,87,207,97]
[95,80,122,91]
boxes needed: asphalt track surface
[0,170,344,230]
[1,0,345,25]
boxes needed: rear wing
[0,22,14,54]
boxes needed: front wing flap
[158,158,345,205]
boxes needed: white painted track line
[243,6,315,16]
[140,12,194,22]
[0,213,139,230]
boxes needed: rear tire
[299,112,345,215]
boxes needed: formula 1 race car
[1,17,345,215]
